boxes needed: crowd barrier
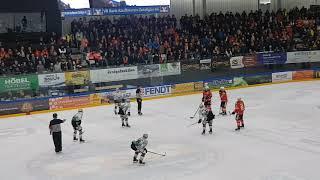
[1,68,319,117]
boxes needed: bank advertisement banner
[160,62,181,76]
[0,99,49,115]
[0,75,38,92]
[272,72,293,82]
[287,50,320,64]
[206,78,234,89]
[142,85,171,97]
[65,71,90,86]
[138,64,160,78]
[38,73,65,87]
[292,70,314,80]
[258,52,287,65]
[172,82,194,94]
[90,66,138,83]
[230,56,244,69]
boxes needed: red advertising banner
[49,94,101,110]
[243,55,258,67]
[292,70,314,80]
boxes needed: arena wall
[0,68,319,118]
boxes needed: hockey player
[232,98,245,131]
[198,104,215,135]
[202,85,212,109]
[126,99,131,116]
[49,113,66,153]
[113,88,123,115]
[71,109,85,142]
[131,134,148,164]
[119,99,130,127]
[219,87,228,115]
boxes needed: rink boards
[0,69,319,118]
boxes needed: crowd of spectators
[0,7,320,75]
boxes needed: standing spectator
[37,61,45,73]
[49,113,66,153]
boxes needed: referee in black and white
[49,113,66,153]
[136,86,143,115]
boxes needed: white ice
[1,81,320,180]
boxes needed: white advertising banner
[160,62,181,76]
[272,71,293,82]
[287,50,320,64]
[230,56,244,69]
[38,73,65,87]
[90,66,138,83]
[142,85,172,97]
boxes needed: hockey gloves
[198,119,202,123]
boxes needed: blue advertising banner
[258,52,287,65]
[62,5,170,17]
[61,8,92,17]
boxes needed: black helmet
[53,113,58,118]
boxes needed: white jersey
[134,137,148,151]
[72,112,83,122]
[198,106,208,121]
[113,90,123,101]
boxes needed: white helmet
[199,103,204,108]
[237,98,242,101]
[220,87,225,90]
[143,134,148,139]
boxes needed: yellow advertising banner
[89,93,102,105]
[172,82,195,94]
[65,71,90,85]
[194,81,204,91]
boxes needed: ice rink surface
[1,81,320,180]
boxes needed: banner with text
[142,85,172,97]
[0,75,38,92]
[243,55,258,67]
[172,83,194,94]
[90,66,138,83]
[65,71,90,86]
[160,62,181,76]
[38,73,65,87]
[287,50,320,64]
[49,94,100,110]
[292,70,314,80]
[230,56,244,69]
[0,99,49,115]
[206,78,234,89]
[138,64,160,78]
[258,52,287,65]
[199,59,212,70]
[272,72,293,82]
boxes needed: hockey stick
[190,102,202,119]
[149,151,166,156]
[187,121,199,127]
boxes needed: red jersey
[219,90,228,102]
[234,100,245,115]
[202,90,212,103]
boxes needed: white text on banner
[90,66,138,83]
